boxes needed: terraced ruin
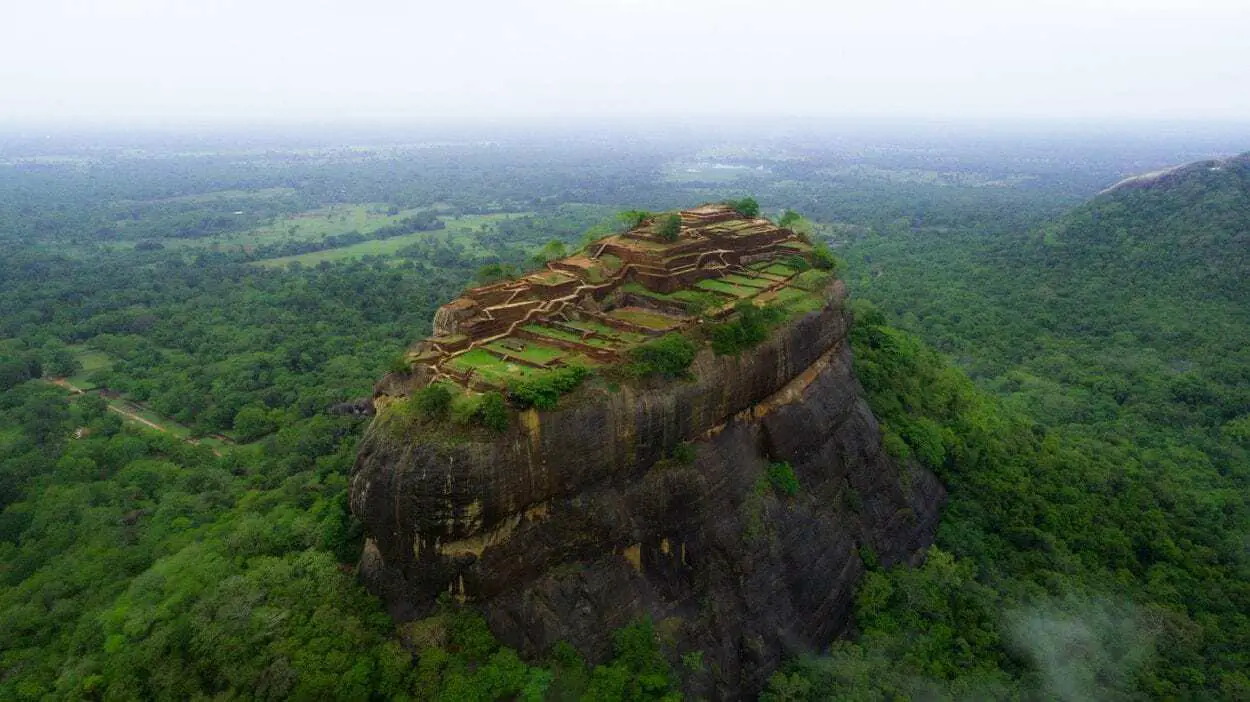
[409,204,822,391]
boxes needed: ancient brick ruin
[410,204,814,390]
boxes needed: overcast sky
[3,0,1248,127]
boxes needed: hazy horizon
[4,0,1249,129]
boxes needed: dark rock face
[328,397,375,417]
[350,281,945,698]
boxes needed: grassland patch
[253,213,527,267]
[66,347,113,390]
[485,340,565,366]
[609,308,683,330]
[695,279,755,298]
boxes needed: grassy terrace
[562,319,648,344]
[426,222,828,391]
[696,279,757,298]
[484,340,565,366]
[607,308,684,330]
[445,345,599,388]
[447,348,546,384]
[756,262,798,276]
[521,324,619,349]
[620,283,728,312]
[722,273,773,289]
[531,270,575,285]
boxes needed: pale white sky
[2,0,1248,126]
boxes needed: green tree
[728,197,760,218]
[232,405,276,442]
[778,209,802,228]
[617,210,651,229]
[810,243,840,272]
[45,346,81,378]
[656,214,682,242]
[414,383,453,420]
[626,334,697,379]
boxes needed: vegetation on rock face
[624,334,698,379]
[788,269,832,292]
[413,383,453,420]
[709,301,784,355]
[473,392,510,432]
[810,242,840,272]
[507,366,590,410]
[766,461,800,496]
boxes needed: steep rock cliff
[350,279,945,697]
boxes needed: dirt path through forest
[47,377,224,456]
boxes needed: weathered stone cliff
[350,279,945,698]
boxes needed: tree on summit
[617,210,650,229]
[728,197,760,218]
[657,214,682,242]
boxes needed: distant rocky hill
[349,205,945,698]
[1058,151,1249,302]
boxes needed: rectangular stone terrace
[408,204,823,392]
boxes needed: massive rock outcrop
[350,274,945,698]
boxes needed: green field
[66,346,113,390]
[254,213,529,267]
[156,203,428,253]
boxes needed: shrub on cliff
[449,391,510,432]
[508,366,590,410]
[785,254,811,272]
[790,269,832,292]
[387,354,413,374]
[811,243,841,272]
[414,383,453,420]
[625,334,697,379]
[709,301,783,355]
[767,461,800,496]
